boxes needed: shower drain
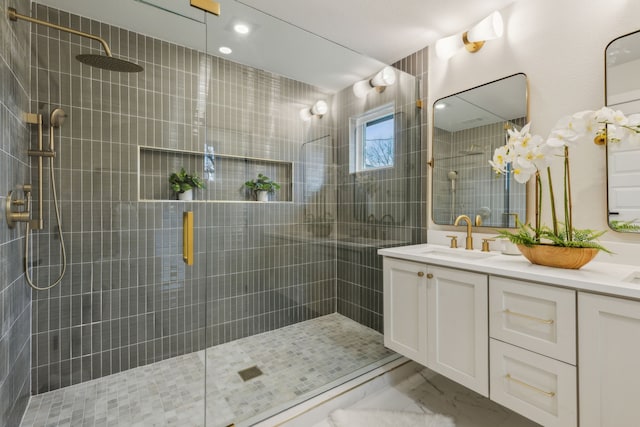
[238,365,263,381]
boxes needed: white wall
[428,0,640,252]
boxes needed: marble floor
[20,314,397,427]
[311,364,541,427]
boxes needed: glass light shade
[353,79,372,98]
[435,33,464,60]
[311,100,328,115]
[371,66,396,87]
[467,11,503,42]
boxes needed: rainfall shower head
[76,54,143,73]
[8,7,143,73]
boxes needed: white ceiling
[238,0,514,65]
[32,0,515,91]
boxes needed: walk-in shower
[4,2,423,426]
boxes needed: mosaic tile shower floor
[20,314,396,427]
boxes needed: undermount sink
[423,248,498,260]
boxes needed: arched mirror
[605,30,640,233]
[431,73,528,227]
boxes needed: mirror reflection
[432,73,528,227]
[606,30,640,233]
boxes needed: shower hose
[24,152,67,291]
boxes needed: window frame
[350,103,395,174]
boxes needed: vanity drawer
[490,339,577,427]
[489,277,576,364]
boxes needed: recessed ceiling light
[219,46,232,55]
[234,23,250,34]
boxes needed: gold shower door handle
[183,211,194,265]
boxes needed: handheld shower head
[447,170,458,181]
[50,108,66,128]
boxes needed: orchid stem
[564,146,573,241]
[535,172,542,242]
[546,167,558,237]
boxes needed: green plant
[609,219,640,233]
[244,173,281,193]
[169,168,206,193]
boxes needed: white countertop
[379,244,640,300]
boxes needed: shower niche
[138,146,293,202]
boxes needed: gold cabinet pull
[503,309,554,324]
[427,273,433,279]
[505,374,556,397]
[417,271,424,277]
[183,211,194,266]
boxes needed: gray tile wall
[29,3,336,394]
[334,50,427,332]
[0,0,33,425]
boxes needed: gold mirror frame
[430,73,529,228]
[605,29,640,233]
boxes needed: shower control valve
[6,185,32,229]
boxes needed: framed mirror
[431,73,528,228]
[605,30,640,233]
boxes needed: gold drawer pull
[417,271,424,277]
[503,309,554,324]
[505,374,556,397]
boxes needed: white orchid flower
[547,128,580,147]
[489,145,510,174]
[511,165,535,184]
[556,114,587,135]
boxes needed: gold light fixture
[435,11,504,60]
[352,66,397,98]
[300,100,328,121]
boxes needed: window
[350,103,395,173]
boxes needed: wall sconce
[352,66,397,98]
[300,100,328,121]
[435,11,504,60]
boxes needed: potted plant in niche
[169,167,206,201]
[490,106,640,269]
[244,173,281,202]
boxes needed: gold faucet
[454,214,474,250]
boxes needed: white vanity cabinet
[383,257,488,396]
[578,293,640,427]
[380,244,640,427]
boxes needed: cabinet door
[383,257,428,365]
[427,266,488,396]
[579,293,640,427]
